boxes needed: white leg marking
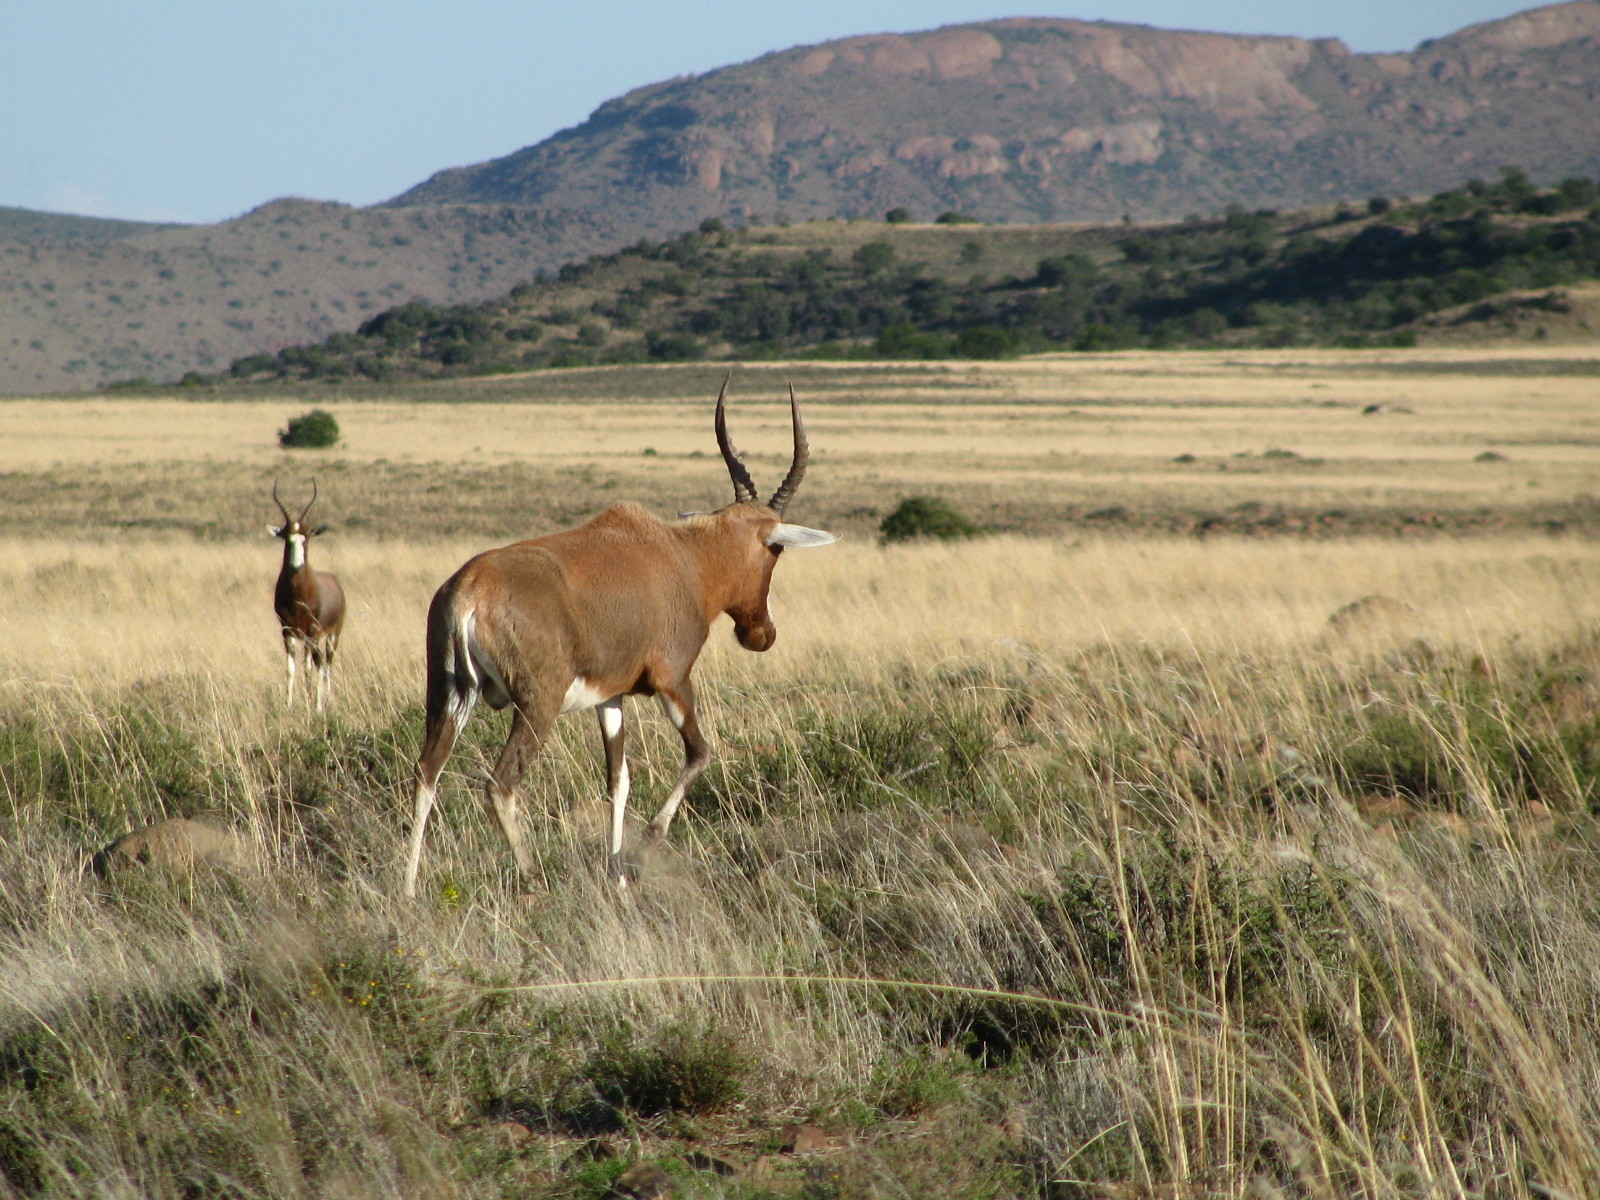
[649,695,692,837]
[284,650,297,707]
[315,658,327,712]
[403,781,436,899]
[600,697,630,889]
[610,759,631,853]
[651,779,689,838]
[561,676,610,714]
[658,694,686,730]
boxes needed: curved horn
[272,478,291,523]
[766,384,809,517]
[714,373,759,504]
[298,478,319,523]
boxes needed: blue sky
[2,1,1539,225]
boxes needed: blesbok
[268,479,346,711]
[404,381,837,896]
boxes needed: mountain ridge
[391,2,1600,230]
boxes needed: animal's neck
[678,525,745,615]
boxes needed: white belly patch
[559,676,610,714]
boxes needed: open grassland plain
[3,348,1600,544]
[4,352,1600,1197]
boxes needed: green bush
[278,409,340,449]
[875,323,950,359]
[879,496,980,543]
[934,211,979,225]
[852,242,895,273]
[952,326,1013,359]
[583,1021,750,1115]
[884,207,914,224]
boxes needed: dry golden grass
[2,349,1598,549]
[6,534,1598,701]
[4,351,1600,1197]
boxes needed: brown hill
[394,3,1600,229]
[0,199,617,393]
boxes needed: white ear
[766,523,839,548]
[267,524,284,538]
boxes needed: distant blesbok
[404,380,837,896]
[269,479,346,711]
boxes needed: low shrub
[879,496,980,543]
[278,409,340,449]
[583,1020,751,1115]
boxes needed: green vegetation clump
[884,207,914,224]
[202,173,1600,385]
[278,409,340,449]
[582,1021,751,1116]
[879,496,981,543]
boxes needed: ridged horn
[714,373,759,504]
[272,478,291,523]
[298,478,319,523]
[766,384,809,517]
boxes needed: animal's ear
[310,525,331,537]
[766,523,839,548]
[267,524,284,538]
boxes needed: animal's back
[432,504,699,697]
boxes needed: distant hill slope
[393,2,1600,230]
[0,207,183,244]
[0,200,618,393]
[199,173,1600,387]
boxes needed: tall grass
[1,535,1599,1196]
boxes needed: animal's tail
[425,589,513,738]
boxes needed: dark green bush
[645,331,703,361]
[884,207,914,224]
[278,409,340,449]
[935,212,980,225]
[852,242,895,273]
[879,496,980,544]
[952,326,1013,359]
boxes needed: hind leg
[484,704,555,886]
[404,683,476,898]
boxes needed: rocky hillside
[0,200,618,393]
[395,3,1600,230]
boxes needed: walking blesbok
[268,479,346,711]
[404,380,837,896]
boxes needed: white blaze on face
[560,676,609,714]
[287,533,307,569]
